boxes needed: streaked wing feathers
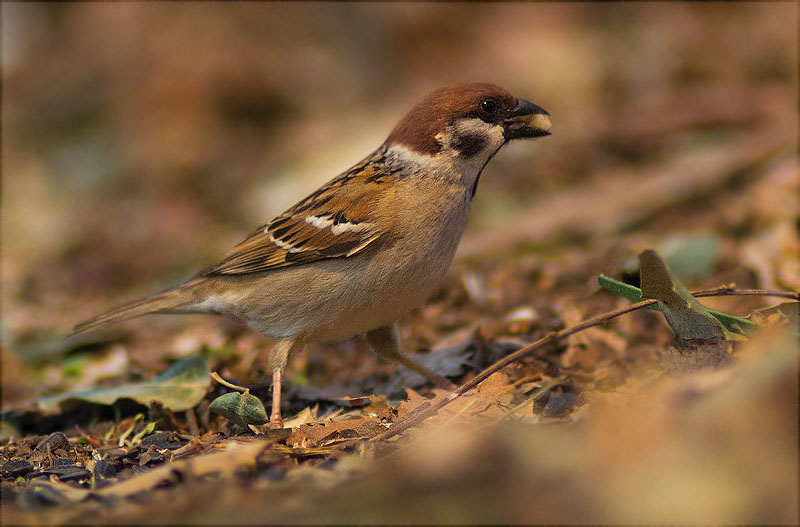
[207,151,389,275]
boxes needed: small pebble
[543,392,580,417]
[141,431,183,450]
[1,459,34,479]
[93,459,117,479]
[53,456,75,468]
[35,432,69,452]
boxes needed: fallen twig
[374,287,797,441]
[692,287,799,301]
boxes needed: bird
[72,82,552,428]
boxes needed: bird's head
[385,83,551,162]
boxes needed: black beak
[512,99,550,118]
[504,98,552,140]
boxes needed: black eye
[480,99,497,114]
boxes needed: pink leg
[269,367,283,429]
[366,323,456,391]
[267,340,294,429]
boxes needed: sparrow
[72,82,552,428]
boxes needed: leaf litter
[6,253,795,524]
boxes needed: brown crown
[385,83,517,155]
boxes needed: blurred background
[4,2,795,325]
[2,3,797,318]
[1,3,797,523]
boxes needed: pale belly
[208,205,469,343]
[302,248,453,342]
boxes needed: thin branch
[209,371,250,393]
[692,288,799,300]
[374,287,797,441]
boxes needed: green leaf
[638,249,736,341]
[11,356,210,415]
[598,274,656,307]
[598,274,753,335]
[209,391,268,428]
[636,250,741,373]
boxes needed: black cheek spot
[453,133,487,158]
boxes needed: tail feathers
[70,286,196,336]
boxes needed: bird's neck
[382,141,499,201]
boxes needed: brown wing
[206,151,389,275]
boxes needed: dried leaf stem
[692,287,799,300]
[375,287,797,441]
